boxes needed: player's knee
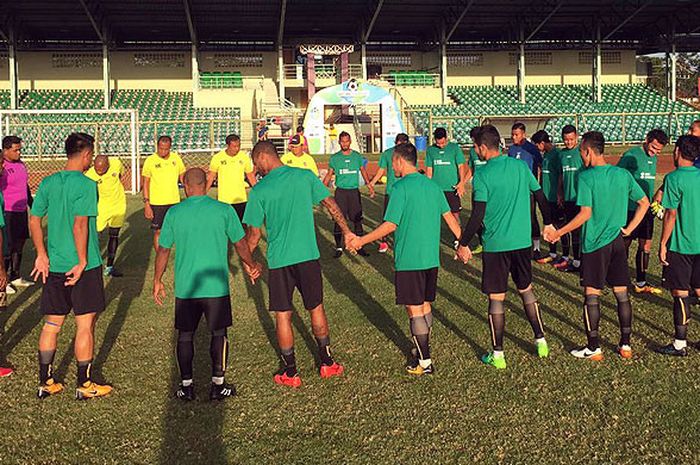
[178,330,194,342]
[519,288,536,305]
[211,328,227,337]
[584,294,599,306]
[613,289,629,303]
[43,320,63,334]
[488,299,505,315]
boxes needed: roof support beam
[277,0,287,45]
[445,0,477,43]
[363,0,384,43]
[525,0,564,42]
[8,23,18,110]
[603,0,653,41]
[77,0,105,43]
[182,0,197,45]
[277,0,287,102]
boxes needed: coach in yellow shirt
[206,133,257,221]
[281,135,319,176]
[142,135,186,251]
[85,155,127,277]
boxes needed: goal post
[0,109,140,194]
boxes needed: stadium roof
[2,0,700,53]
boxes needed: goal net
[0,109,140,193]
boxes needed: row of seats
[411,84,699,144]
[0,89,241,154]
[388,70,436,87]
[199,72,244,89]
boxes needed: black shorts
[482,247,532,294]
[151,204,175,230]
[335,188,363,222]
[444,191,462,213]
[231,202,246,222]
[548,201,566,227]
[395,268,438,305]
[580,234,629,289]
[268,259,323,312]
[626,210,654,240]
[175,295,232,332]
[4,211,29,247]
[39,266,106,316]
[662,252,700,290]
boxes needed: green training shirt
[384,173,450,271]
[617,145,657,211]
[159,195,245,299]
[468,147,487,174]
[541,148,561,203]
[473,155,541,253]
[31,171,102,273]
[243,165,330,269]
[329,150,364,190]
[425,142,466,191]
[576,165,645,254]
[662,166,700,255]
[559,146,583,202]
[378,147,398,196]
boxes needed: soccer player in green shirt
[368,133,410,254]
[154,168,262,401]
[30,133,112,400]
[245,141,354,388]
[556,124,584,272]
[465,126,487,254]
[656,135,700,356]
[425,127,468,242]
[323,131,374,258]
[348,143,461,375]
[617,129,668,295]
[456,125,553,369]
[531,129,568,264]
[545,131,649,361]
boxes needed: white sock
[549,252,557,259]
[673,339,687,350]
[572,259,581,267]
[493,350,504,359]
[419,358,432,369]
[533,239,540,250]
[212,376,224,385]
[636,281,647,287]
[181,379,193,387]
[535,337,546,345]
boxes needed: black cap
[433,127,447,139]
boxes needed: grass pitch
[0,184,698,465]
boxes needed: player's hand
[244,262,262,284]
[367,184,376,199]
[64,262,87,287]
[144,203,154,220]
[154,280,166,305]
[650,201,664,220]
[344,232,359,253]
[455,184,466,198]
[455,245,472,264]
[620,226,632,237]
[542,225,559,243]
[31,254,50,284]
[659,243,669,266]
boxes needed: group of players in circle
[1,118,699,402]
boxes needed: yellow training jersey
[142,152,186,206]
[209,150,254,204]
[85,157,126,210]
[280,152,319,176]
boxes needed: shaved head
[93,155,109,175]
[251,141,282,175]
[184,167,207,187]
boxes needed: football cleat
[655,344,688,357]
[481,352,507,369]
[536,255,554,264]
[37,379,64,399]
[552,257,569,269]
[274,371,302,388]
[378,242,389,253]
[536,340,550,358]
[0,367,13,377]
[333,248,343,259]
[209,383,236,401]
[175,384,195,401]
[104,266,124,278]
[634,284,662,295]
[570,347,603,360]
[560,262,581,273]
[10,278,34,287]
[5,285,16,295]
[320,362,344,379]
[405,362,434,376]
[75,381,113,400]
[618,345,633,359]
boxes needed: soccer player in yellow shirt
[142,135,186,251]
[280,135,319,176]
[85,155,127,277]
[206,134,257,221]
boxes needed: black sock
[521,289,544,339]
[77,359,92,386]
[409,316,430,361]
[38,350,56,384]
[315,335,334,366]
[107,228,120,267]
[488,299,505,351]
[672,295,690,341]
[548,240,558,256]
[561,229,571,257]
[177,331,194,381]
[280,348,297,376]
[4,256,12,281]
[614,290,632,346]
[210,329,227,379]
[354,220,364,237]
[10,251,21,281]
[424,311,433,331]
[333,223,342,249]
[584,294,601,350]
[572,231,581,262]
[634,248,649,284]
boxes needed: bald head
[94,155,109,176]
[183,167,207,197]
